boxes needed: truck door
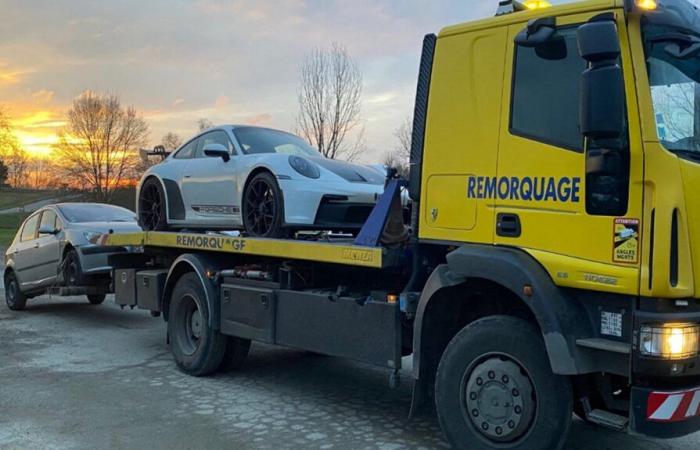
[418,26,508,244]
[495,11,644,295]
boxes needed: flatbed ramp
[99,231,386,269]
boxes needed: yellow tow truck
[96,0,700,447]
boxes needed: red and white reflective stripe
[647,387,700,422]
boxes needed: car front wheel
[242,172,288,238]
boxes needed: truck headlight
[639,323,700,359]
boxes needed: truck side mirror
[578,17,625,140]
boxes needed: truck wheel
[87,294,106,305]
[168,273,227,376]
[435,315,572,450]
[219,336,251,372]
[4,272,27,311]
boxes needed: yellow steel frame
[100,232,384,269]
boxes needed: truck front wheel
[435,315,572,450]
[168,273,227,376]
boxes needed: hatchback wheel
[4,272,27,311]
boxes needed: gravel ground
[1,257,698,449]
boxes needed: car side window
[20,214,39,242]
[510,27,587,152]
[196,130,234,158]
[174,138,198,159]
[39,210,58,234]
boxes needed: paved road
[1,292,698,450]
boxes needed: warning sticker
[613,218,640,264]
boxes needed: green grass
[0,212,27,247]
[0,190,57,210]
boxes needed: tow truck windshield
[643,1,700,161]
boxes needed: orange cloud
[32,89,55,104]
[245,113,273,125]
[214,94,230,109]
[0,62,33,85]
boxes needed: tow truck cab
[408,0,700,439]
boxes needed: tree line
[0,42,412,201]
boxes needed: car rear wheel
[139,178,168,231]
[4,271,27,311]
[242,172,288,238]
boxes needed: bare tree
[55,91,149,202]
[0,159,8,187]
[395,116,412,161]
[197,118,214,132]
[382,117,412,178]
[296,42,363,160]
[0,109,29,188]
[161,132,183,151]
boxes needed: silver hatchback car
[3,203,141,311]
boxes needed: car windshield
[58,204,136,223]
[644,20,700,161]
[233,127,321,157]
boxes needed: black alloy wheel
[242,172,287,238]
[139,178,167,231]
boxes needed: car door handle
[33,243,40,249]
[183,174,192,178]
[496,213,521,238]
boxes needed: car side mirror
[38,225,58,235]
[203,143,230,162]
[578,16,625,141]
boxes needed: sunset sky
[1,0,573,162]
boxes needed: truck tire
[168,273,227,376]
[219,336,251,372]
[4,271,27,311]
[435,315,572,450]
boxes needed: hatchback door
[11,212,41,290]
[32,209,62,286]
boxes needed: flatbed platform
[98,231,388,269]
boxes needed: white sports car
[136,125,386,237]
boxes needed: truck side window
[510,27,587,152]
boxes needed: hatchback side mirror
[578,16,625,140]
[203,143,230,162]
[38,225,58,235]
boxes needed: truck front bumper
[631,385,700,438]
